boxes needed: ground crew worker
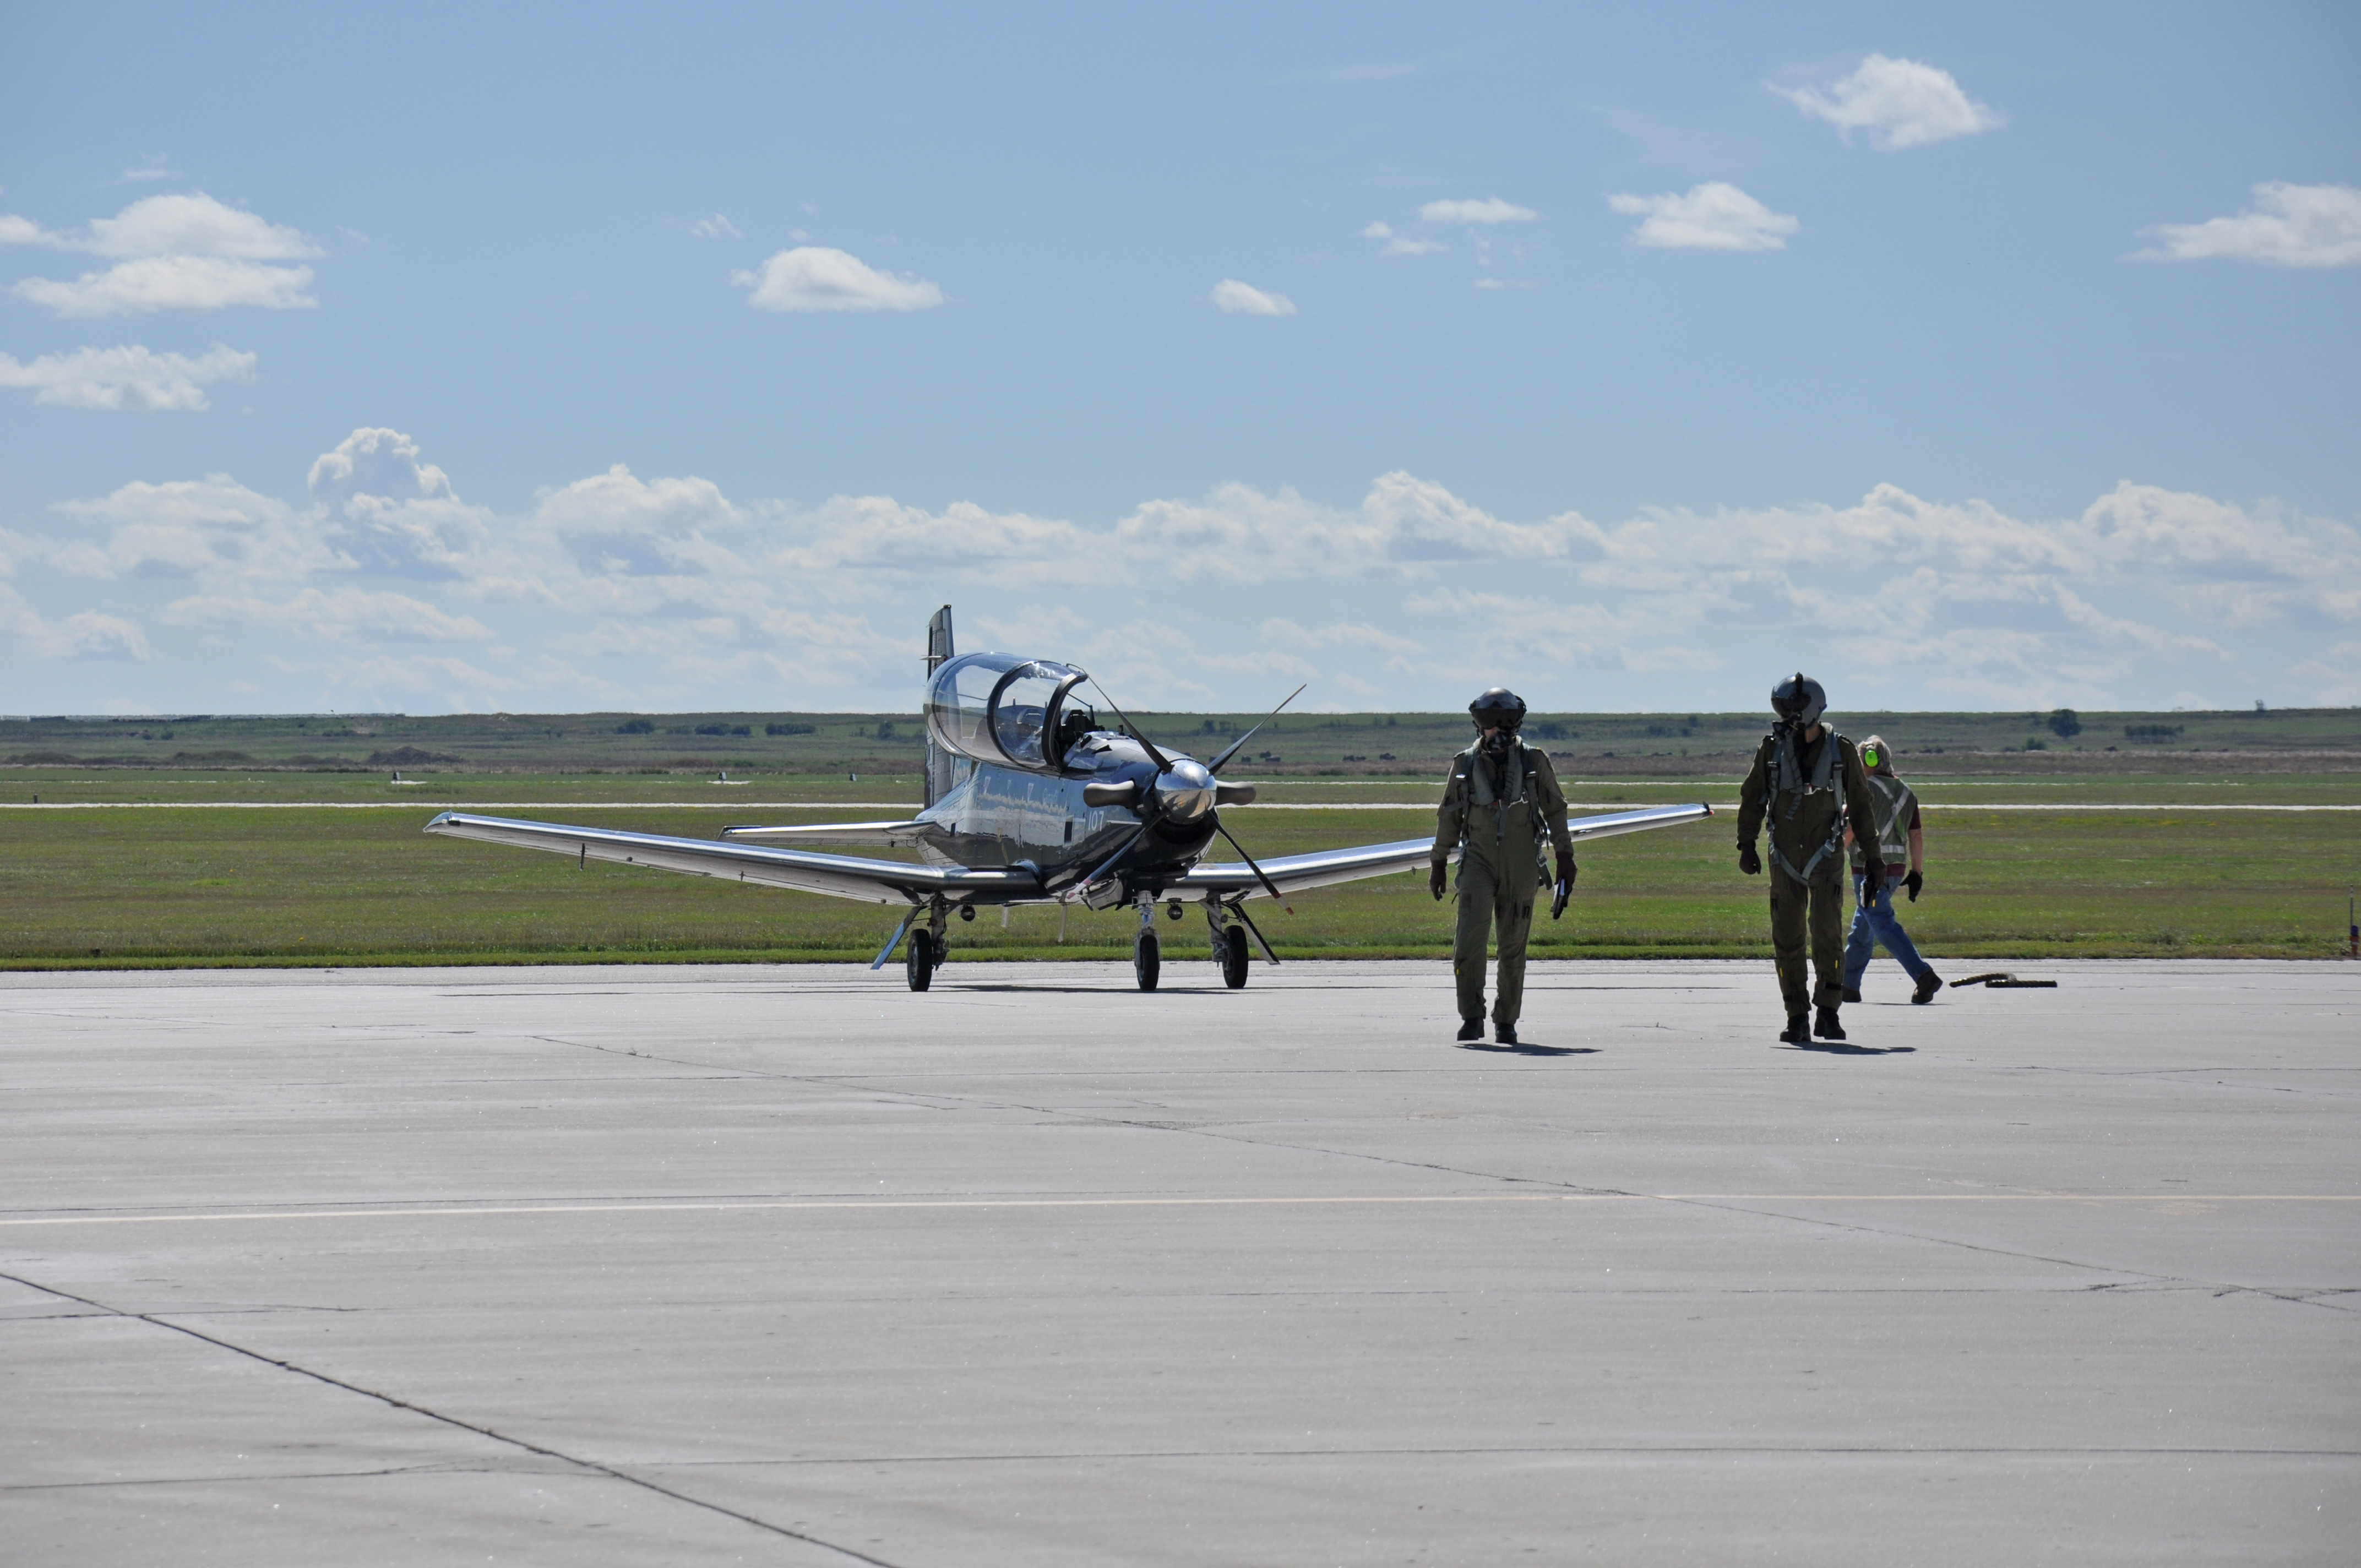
[1841,734,1943,1005]
[1736,673,1885,1044]
[1430,688,1576,1046]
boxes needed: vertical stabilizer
[924,605,955,806]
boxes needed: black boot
[1841,986,1862,1004]
[1456,1018,1484,1042]
[1912,971,1944,1005]
[1814,1006,1847,1041]
[1779,1012,1810,1044]
[1495,1022,1519,1046]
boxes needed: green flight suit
[1432,741,1573,1028]
[1737,726,1883,1017]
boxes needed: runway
[3,959,2354,1565]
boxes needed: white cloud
[308,428,492,578]
[121,159,181,184]
[3,193,322,316]
[734,246,943,311]
[1211,279,1296,315]
[1361,221,1447,256]
[0,343,255,410]
[1775,54,2003,150]
[12,255,316,315]
[686,213,744,240]
[54,474,324,579]
[1608,183,1798,252]
[1418,198,1537,225]
[2136,182,2361,269]
[163,587,493,642]
[0,583,151,660]
[1472,277,1535,291]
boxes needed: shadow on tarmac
[1781,1041,1917,1055]
[1457,1042,1595,1058]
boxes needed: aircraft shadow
[1457,1042,1595,1058]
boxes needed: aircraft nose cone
[1156,760,1216,821]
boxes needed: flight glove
[1737,843,1761,876]
[1550,853,1577,919]
[1905,869,1924,902]
[1429,860,1448,900]
[1862,856,1886,889]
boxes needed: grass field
[3,791,2354,969]
[5,705,2353,968]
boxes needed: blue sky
[3,2,2357,716]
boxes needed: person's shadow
[1457,1041,1593,1057]
[1783,1041,1916,1055]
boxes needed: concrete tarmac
[3,958,2354,1565]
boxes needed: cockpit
[924,653,1098,773]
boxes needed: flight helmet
[1771,672,1827,728]
[1468,687,1527,731]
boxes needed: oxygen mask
[1479,726,1515,758]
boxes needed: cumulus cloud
[0,343,254,410]
[0,583,151,660]
[1360,221,1447,256]
[162,587,493,642]
[1609,183,1798,251]
[1775,54,2003,150]
[1419,198,1537,225]
[2136,182,2361,269]
[1210,279,1296,315]
[2,193,320,317]
[308,428,494,579]
[735,246,943,311]
[25,423,2354,710]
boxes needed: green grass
[2,795,2353,969]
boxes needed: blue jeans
[1844,874,1931,990]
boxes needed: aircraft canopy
[924,652,1093,771]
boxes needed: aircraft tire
[1220,928,1249,989]
[1134,928,1160,992]
[906,929,935,992]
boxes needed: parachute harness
[1766,722,1846,883]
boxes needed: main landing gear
[1204,895,1250,990]
[904,897,951,992]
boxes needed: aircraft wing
[720,819,935,848]
[423,812,1031,906]
[1174,802,1713,900]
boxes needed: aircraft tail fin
[924,605,955,807]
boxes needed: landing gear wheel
[1218,928,1249,989]
[1133,927,1160,992]
[905,929,935,992]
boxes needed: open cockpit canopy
[924,652,1095,771]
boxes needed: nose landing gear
[1133,895,1161,992]
[905,897,951,992]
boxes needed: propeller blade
[1087,679,1174,773]
[1205,683,1307,775]
[1230,900,1281,965]
[869,907,918,970]
[1080,819,1152,889]
[1215,820,1289,909]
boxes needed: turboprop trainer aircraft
[427,607,1711,992]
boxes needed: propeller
[1076,674,1301,916]
[1206,683,1305,774]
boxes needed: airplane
[425,607,1712,992]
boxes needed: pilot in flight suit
[1736,673,1885,1045]
[1429,688,1576,1046]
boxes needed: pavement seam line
[0,1267,908,1568]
